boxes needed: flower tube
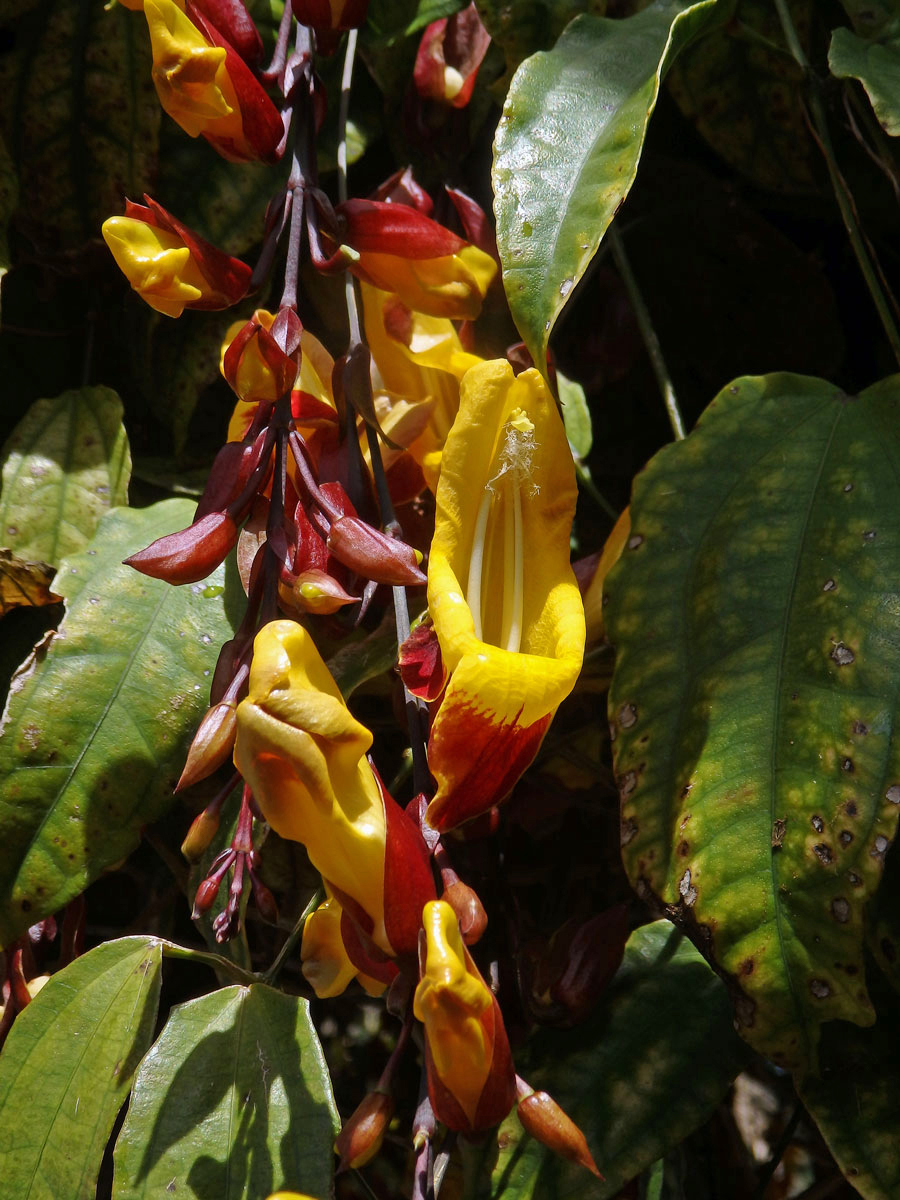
[331,200,496,320]
[413,899,516,1132]
[143,0,282,162]
[425,360,585,832]
[102,196,251,317]
[234,621,435,958]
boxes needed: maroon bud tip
[517,1090,602,1178]
[192,876,223,917]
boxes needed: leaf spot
[822,578,836,591]
[772,818,786,849]
[811,814,824,833]
[863,529,877,541]
[166,1179,177,1193]
[830,642,855,666]
[839,830,853,847]
[627,534,643,550]
[812,843,833,865]
[678,869,697,907]
[617,702,637,729]
[852,721,869,735]
[843,482,853,492]
[620,818,637,846]
[886,785,900,805]
[831,897,850,923]
[617,770,637,799]
[841,757,854,773]
[809,979,831,999]
[871,835,889,858]
[848,871,862,886]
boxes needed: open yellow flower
[413,900,515,1131]
[301,894,386,998]
[362,282,481,490]
[234,621,435,959]
[425,360,585,832]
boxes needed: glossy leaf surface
[830,20,900,136]
[468,922,749,1199]
[0,501,236,946]
[0,938,163,1200]
[604,373,900,1071]
[492,0,728,374]
[0,388,131,563]
[113,983,339,1200]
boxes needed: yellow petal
[425,360,585,829]
[301,896,386,998]
[354,244,496,321]
[101,216,207,317]
[234,620,389,951]
[413,900,493,1125]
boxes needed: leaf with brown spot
[605,373,900,1072]
[0,549,61,616]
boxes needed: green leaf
[830,22,900,136]
[365,0,465,42]
[325,609,398,697]
[0,501,237,947]
[468,922,749,1200]
[603,373,900,1071]
[492,1,730,375]
[112,982,339,1200]
[798,981,900,1199]
[666,0,819,193]
[838,0,900,39]
[0,388,131,564]
[0,937,163,1200]
[558,370,592,458]
[476,0,606,74]
[0,0,159,248]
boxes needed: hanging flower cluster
[101,0,603,1191]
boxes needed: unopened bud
[125,512,239,585]
[250,877,279,924]
[292,569,359,615]
[335,1091,394,1172]
[441,880,487,945]
[326,516,425,586]
[398,619,446,701]
[192,876,223,918]
[177,702,238,791]
[181,807,222,863]
[517,1090,601,1178]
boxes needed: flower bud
[326,516,425,586]
[441,879,487,946]
[177,701,238,791]
[413,3,490,109]
[291,569,360,614]
[181,807,221,862]
[516,1089,601,1177]
[125,511,239,585]
[192,875,223,917]
[334,1090,393,1172]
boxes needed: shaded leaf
[476,0,606,75]
[666,0,819,192]
[366,0,466,42]
[0,388,131,564]
[0,937,163,1200]
[467,922,749,1200]
[798,978,900,1200]
[493,1,730,375]
[604,373,900,1071]
[838,0,900,39]
[0,500,237,947]
[558,370,592,459]
[0,550,61,616]
[112,982,339,1200]
[830,22,900,137]
[0,0,159,249]
[325,608,398,697]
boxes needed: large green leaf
[492,0,730,375]
[0,0,159,249]
[466,922,749,1200]
[830,20,900,137]
[112,983,339,1200]
[476,0,606,75]
[0,388,131,563]
[798,978,900,1200]
[0,937,163,1200]
[0,501,237,947]
[604,373,900,1071]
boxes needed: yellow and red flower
[102,195,251,317]
[143,0,282,162]
[234,621,436,976]
[413,2,491,109]
[331,200,496,320]
[413,899,516,1132]
[425,360,585,832]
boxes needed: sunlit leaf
[0,501,238,947]
[0,550,60,617]
[466,922,749,1200]
[604,373,900,1071]
[0,937,163,1200]
[112,982,339,1200]
[0,0,159,248]
[558,370,592,459]
[0,388,131,564]
[492,1,730,375]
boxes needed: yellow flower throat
[465,409,537,654]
